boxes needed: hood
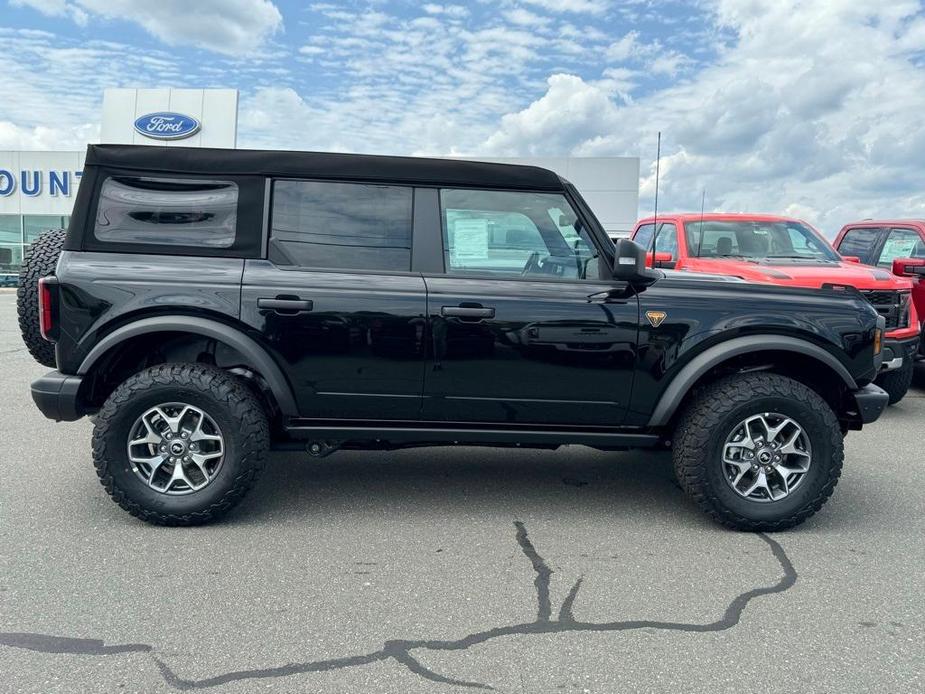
[687,258,913,290]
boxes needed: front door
[421,188,638,426]
[241,179,427,420]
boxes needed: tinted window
[837,227,882,264]
[440,189,600,280]
[94,177,237,248]
[876,228,925,267]
[270,180,412,271]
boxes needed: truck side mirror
[644,251,675,269]
[892,257,925,277]
[613,239,661,286]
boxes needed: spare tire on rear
[17,228,66,367]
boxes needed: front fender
[646,334,857,427]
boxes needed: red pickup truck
[632,213,920,403]
[834,220,925,360]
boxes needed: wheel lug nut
[181,432,188,439]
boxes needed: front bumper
[880,335,920,372]
[31,370,84,422]
[850,383,889,424]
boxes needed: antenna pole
[651,131,661,267]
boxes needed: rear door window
[837,227,883,264]
[94,177,238,248]
[269,180,413,272]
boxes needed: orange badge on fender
[646,310,667,328]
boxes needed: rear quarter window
[94,177,239,248]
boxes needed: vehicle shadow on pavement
[226,446,699,528]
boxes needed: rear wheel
[673,372,843,531]
[16,228,66,367]
[875,357,912,405]
[92,363,269,525]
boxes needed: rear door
[420,187,638,426]
[241,179,427,420]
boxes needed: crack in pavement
[0,523,797,691]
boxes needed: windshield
[684,220,839,261]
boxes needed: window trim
[433,186,609,283]
[266,177,417,276]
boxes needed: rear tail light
[38,276,59,342]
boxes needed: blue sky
[3,0,925,233]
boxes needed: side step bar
[280,423,660,449]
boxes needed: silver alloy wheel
[126,403,225,495]
[722,412,812,502]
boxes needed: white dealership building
[0,88,639,279]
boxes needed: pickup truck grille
[859,289,911,331]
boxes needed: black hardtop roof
[84,144,566,191]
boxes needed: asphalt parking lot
[0,290,923,693]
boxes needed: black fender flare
[647,334,857,427]
[77,315,299,416]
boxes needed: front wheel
[673,373,843,531]
[92,364,269,525]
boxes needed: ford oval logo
[133,112,201,140]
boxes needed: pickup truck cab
[21,147,889,531]
[834,220,925,362]
[632,213,919,404]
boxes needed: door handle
[441,305,495,320]
[258,297,314,314]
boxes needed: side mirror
[842,255,861,264]
[892,257,925,277]
[644,251,675,269]
[613,239,660,286]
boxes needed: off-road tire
[673,372,843,531]
[92,363,269,526]
[875,357,913,405]
[16,228,66,367]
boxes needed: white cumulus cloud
[479,0,925,233]
[12,0,283,55]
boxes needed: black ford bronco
[21,144,889,530]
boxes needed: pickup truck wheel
[16,228,66,367]
[673,372,843,531]
[874,357,912,405]
[92,364,269,526]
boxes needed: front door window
[439,189,601,281]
